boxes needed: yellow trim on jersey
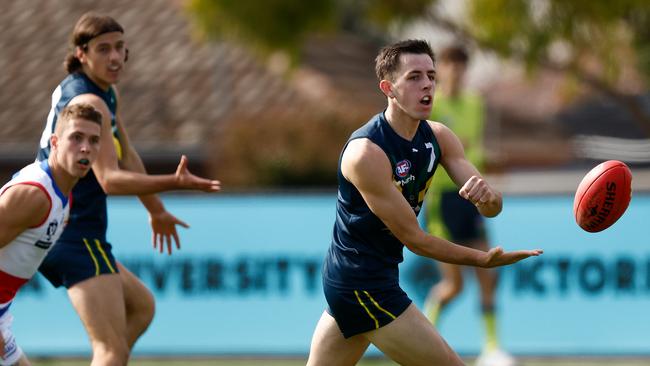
[82,238,100,276]
[363,290,396,320]
[113,136,123,161]
[354,290,379,329]
[393,179,403,193]
[94,239,116,273]
[418,175,435,203]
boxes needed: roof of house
[1,2,362,145]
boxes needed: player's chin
[413,106,432,119]
[411,110,430,121]
[75,164,92,177]
[104,72,121,85]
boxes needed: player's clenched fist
[459,176,502,217]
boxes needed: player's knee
[140,288,155,322]
[439,279,464,300]
[92,338,130,365]
[129,286,155,328]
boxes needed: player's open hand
[149,209,189,255]
[175,155,221,192]
[481,246,543,268]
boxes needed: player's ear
[379,79,394,98]
[75,46,86,63]
[50,134,59,150]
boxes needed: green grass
[29,357,650,366]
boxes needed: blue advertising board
[10,193,650,356]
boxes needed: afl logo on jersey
[45,221,58,242]
[395,160,411,178]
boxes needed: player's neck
[384,104,420,141]
[47,159,77,196]
[81,68,112,92]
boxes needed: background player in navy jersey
[306,39,542,366]
[0,104,102,366]
[36,13,220,366]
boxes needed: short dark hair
[56,103,103,135]
[375,39,435,81]
[439,45,469,64]
[64,12,125,74]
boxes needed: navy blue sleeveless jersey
[323,112,442,290]
[36,72,119,242]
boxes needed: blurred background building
[1,0,649,191]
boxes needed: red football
[573,160,632,232]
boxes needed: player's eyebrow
[94,39,125,48]
[406,69,436,77]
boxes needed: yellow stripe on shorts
[94,239,116,273]
[82,238,100,276]
[363,290,396,320]
[354,290,379,329]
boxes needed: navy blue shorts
[440,191,486,244]
[324,281,412,338]
[39,237,119,288]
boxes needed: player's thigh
[67,273,127,341]
[365,304,464,366]
[117,262,154,316]
[307,311,370,366]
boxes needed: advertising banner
[11,194,649,356]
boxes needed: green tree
[186,0,650,135]
[186,0,335,61]
[458,0,650,135]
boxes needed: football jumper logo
[395,160,411,178]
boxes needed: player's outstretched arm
[342,138,542,268]
[114,105,221,194]
[98,154,221,195]
[68,94,220,195]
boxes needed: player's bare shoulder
[0,184,51,227]
[426,120,458,149]
[344,138,382,159]
[341,138,390,184]
[426,120,453,137]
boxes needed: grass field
[30,357,650,366]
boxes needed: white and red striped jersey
[0,160,70,309]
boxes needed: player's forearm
[98,169,178,195]
[138,194,165,215]
[382,210,486,266]
[406,231,486,266]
